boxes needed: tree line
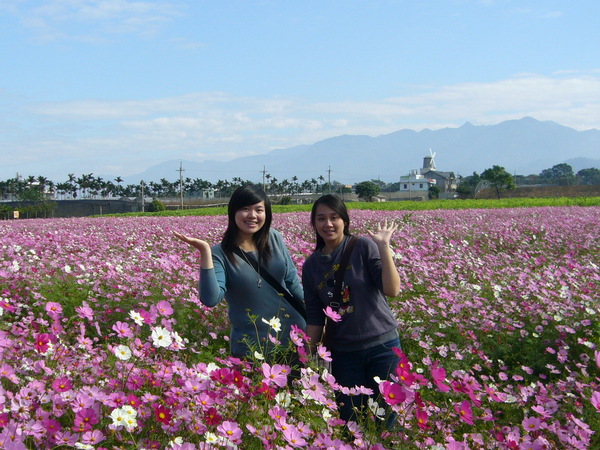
[456,163,600,199]
[1,163,598,203]
[0,173,353,202]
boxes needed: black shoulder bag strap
[322,235,358,347]
[233,247,307,320]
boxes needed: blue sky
[1,0,599,182]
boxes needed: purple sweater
[302,235,399,352]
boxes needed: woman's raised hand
[173,231,211,252]
[367,219,398,247]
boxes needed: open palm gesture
[367,219,398,247]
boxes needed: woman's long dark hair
[310,194,351,250]
[222,185,273,263]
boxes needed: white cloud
[2,72,600,179]
[16,0,181,40]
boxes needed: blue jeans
[331,337,401,423]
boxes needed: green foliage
[456,172,481,198]
[18,187,46,201]
[428,185,441,199]
[280,196,292,205]
[101,196,600,218]
[577,167,600,185]
[481,165,516,199]
[147,198,166,212]
[354,181,381,201]
[540,163,576,185]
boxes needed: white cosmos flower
[204,432,219,444]
[261,316,282,332]
[275,391,291,407]
[110,408,129,427]
[114,345,132,361]
[368,398,385,419]
[151,326,173,348]
[169,437,184,447]
[129,310,144,326]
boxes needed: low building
[419,153,457,192]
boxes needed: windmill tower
[422,148,437,172]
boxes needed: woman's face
[235,201,266,238]
[313,204,346,250]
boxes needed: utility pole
[177,162,184,210]
[262,166,267,192]
[327,166,332,193]
[140,180,145,212]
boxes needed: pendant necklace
[239,248,262,288]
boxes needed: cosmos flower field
[0,206,598,449]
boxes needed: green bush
[147,198,166,212]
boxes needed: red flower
[258,382,276,400]
[154,404,172,424]
[204,407,222,426]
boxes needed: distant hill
[122,117,600,184]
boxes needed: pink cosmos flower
[211,367,235,384]
[297,344,309,364]
[283,425,308,447]
[261,363,289,388]
[416,407,430,430]
[396,367,415,386]
[75,301,94,320]
[394,349,411,372]
[42,418,63,435]
[445,440,468,449]
[156,300,174,317]
[454,400,474,425]
[34,333,51,353]
[45,301,63,320]
[80,430,105,445]
[51,376,73,392]
[74,408,99,432]
[323,306,342,322]
[317,343,332,362]
[430,361,451,392]
[0,363,16,382]
[54,430,78,446]
[289,327,305,347]
[379,381,406,405]
[485,385,503,402]
[268,406,288,422]
[595,350,600,370]
[522,416,542,432]
[591,391,600,412]
[112,321,134,338]
[0,298,15,313]
[217,420,243,445]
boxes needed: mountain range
[121,117,600,185]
